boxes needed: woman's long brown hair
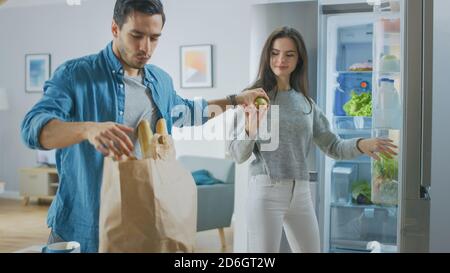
[248,26,313,113]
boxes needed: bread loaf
[156,118,169,144]
[138,120,153,159]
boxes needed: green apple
[254,97,269,108]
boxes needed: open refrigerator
[316,0,433,253]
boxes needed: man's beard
[120,47,145,69]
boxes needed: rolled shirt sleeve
[169,78,208,128]
[21,63,74,150]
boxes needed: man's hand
[236,88,270,107]
[357,138,398,161]
[84,122,135,158]
[207,88,270,120]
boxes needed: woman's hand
[357,138,398,161]
[236,88,270,107]
[244,104,268,139]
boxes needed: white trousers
[247,175,320,253]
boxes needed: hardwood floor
[0,198,233,253]
[0,198,50,253]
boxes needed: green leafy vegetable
[373,153,398,181]
[351,180,372,205]
[373,154,399,205]
[343,91,372,116]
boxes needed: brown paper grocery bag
[99,135,197,253]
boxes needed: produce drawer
[330,204,397,251]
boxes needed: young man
[21,0,267,253]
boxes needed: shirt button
[119,84,124,88]
[112,70,116,73]
[119,111,124,116]
[119,69,123,74]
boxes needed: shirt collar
[104,41,123,73]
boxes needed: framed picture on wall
[180,44,213,88]
[25,54,51,93]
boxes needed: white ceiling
[0,0,88,9]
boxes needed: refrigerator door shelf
[333,116,372,130]
[371,129,400,205]
[338,157,372,165]
[380,56,400,72]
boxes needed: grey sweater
[228,89,363,181]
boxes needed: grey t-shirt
[123,73,158,157]
[228,89,363,181]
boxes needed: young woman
[228,27,397,253]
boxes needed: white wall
[0,0,256,193]
[250,1,318,100]
[0,0,115,193]
[157,0,254,159]
[429,0,450,253]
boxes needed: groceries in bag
[99,118,197,252]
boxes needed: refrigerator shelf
[336,128,372,135]
[336,71,373,74]
[330,240,370,252]
[333,116,372,130]
[376,71,400,76]
[383,31,401,35]
[337,158,371,164]
[330,202,397,210]
[330,247,370,253]
[375,12,401,20]
[330,240,397,253]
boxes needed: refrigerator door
[397,0,432,253]
[372,0,432,253]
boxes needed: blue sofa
[178,156,235,250]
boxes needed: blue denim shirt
[21,42,208,253]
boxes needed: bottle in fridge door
[373,78,401,129]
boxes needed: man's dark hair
[113,0,165,29]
